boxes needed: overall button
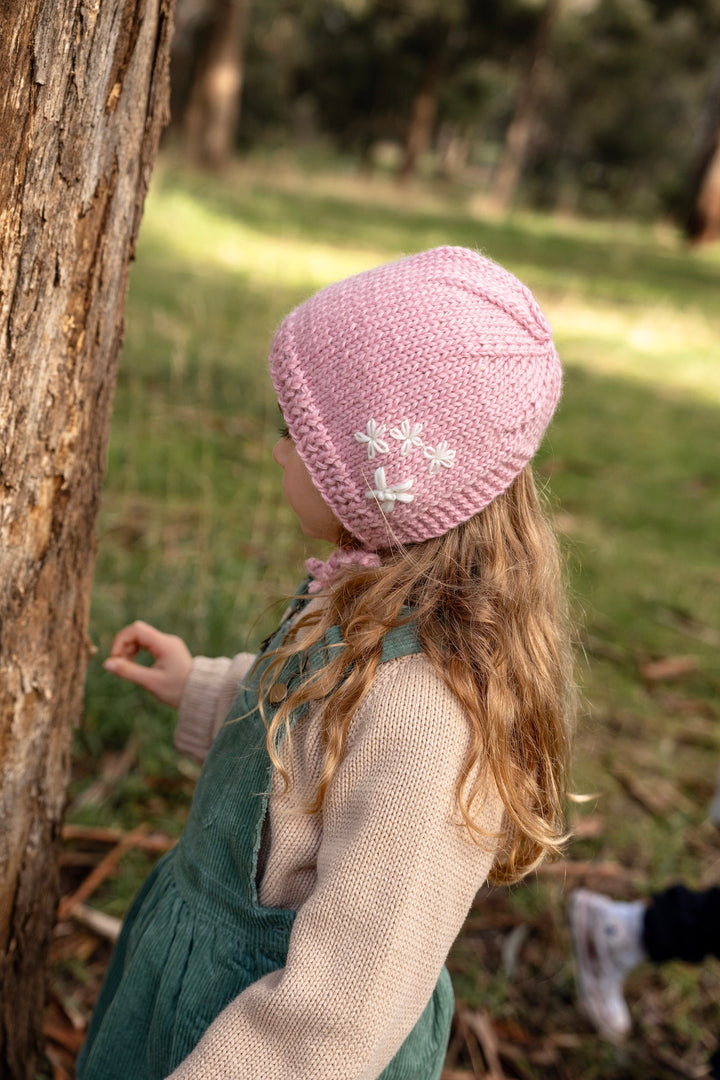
[268,682,288,705]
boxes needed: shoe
[568,888,645,1042]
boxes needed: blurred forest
[169,0,720,238]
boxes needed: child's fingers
[103,652,190,707]
[104,625,192,707]
[109,621,168,661]
[103,655,164,694]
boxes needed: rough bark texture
[0,1,176,1075]
[184,0,250,170]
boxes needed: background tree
[492,0,561,208]
[685,66,720,243]
[0,2,176,1075]
[180,0,252,169]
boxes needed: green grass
[69,157,720,1077]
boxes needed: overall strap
[380,616,423,663]
[303,614,423,683]
[264,580,423,679]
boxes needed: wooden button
[268,682,288,705]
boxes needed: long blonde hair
[257,466,576,886]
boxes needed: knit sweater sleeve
[167,655,505,1080]
[174,653,256,763]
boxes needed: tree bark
[184,0,251,170]
[493,0,560,210]
[0,2,176,1076]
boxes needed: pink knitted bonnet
[269,246,561,551]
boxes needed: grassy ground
[55,157,720,1078]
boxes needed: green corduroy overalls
[77,583,454,1079]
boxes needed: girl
[78,246,575,1080]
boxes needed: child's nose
[272,439,285,466]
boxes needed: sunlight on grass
[141,186,391,291]
[549,297,720,406]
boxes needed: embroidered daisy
[389,420,424,456]
[424,441,456,476]
[354,419,389,459]
[365,467,414,515]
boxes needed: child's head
[270,246,561,552]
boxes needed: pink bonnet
[269,246,561,551]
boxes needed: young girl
[77,246,575,1080]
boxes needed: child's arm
[175,653,256,762]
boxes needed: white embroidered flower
[354,419,389,459]
[424,441,456,475]
[365,467,414,515]
[389,419,424,456]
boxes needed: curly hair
[255,465,576,886]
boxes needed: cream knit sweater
[169,628,504,1080]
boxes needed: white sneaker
[568,888,646,1042]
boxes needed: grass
[66,156,720,1078]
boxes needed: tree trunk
[184,0,251,170]
[685,69,720,245]
[493,0,560,210]
[397,46,446,183]
[0,2,176,1076]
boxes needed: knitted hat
[269,246,561,551]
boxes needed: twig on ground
[58,824,148,920]
[459,1009,507,1080]
[43,1019,86,1054]
[68,738,139,811]
[44,1043,75,1080]
[62,823,175,853]
[536,858,640,882]
[641,655,698,683]
[457,1011,488,1078]
[69,903,122,943]
[646,1044,711,1079]
[653,608,720,648]
[611,763,695,816]
[443,1025,465,1068]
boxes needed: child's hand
[103,622,193,708]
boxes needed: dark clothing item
[643,884,720,964]
[711,1049,720,1080]
[643,885,720,1079]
